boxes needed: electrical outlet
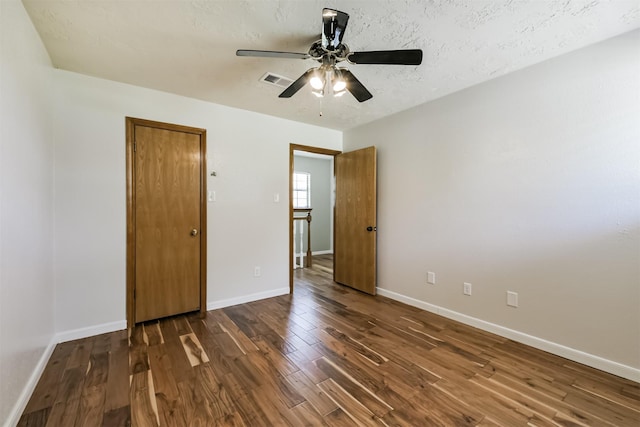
[273,193,280,203]
[254,266,261,277]
[463,282,472,296]
[507,291,518,307]
[427,272,436,285]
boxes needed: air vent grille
[260,72,293,88]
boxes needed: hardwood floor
[19,254,639,426]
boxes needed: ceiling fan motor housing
[309,41,349,63]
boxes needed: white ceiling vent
[260,72,293,88]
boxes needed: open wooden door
[334,146,377,295]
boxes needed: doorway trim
[126,117,208,327]
[289,144,341,293]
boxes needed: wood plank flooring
[19,255,640,426]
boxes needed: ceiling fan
[236,8,423,102]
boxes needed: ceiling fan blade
[322,8,349,50]
[348,49,423,65]
[236,49,310,60]
[342,69,373,103]
[279,68,316,98]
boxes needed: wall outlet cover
[463,282,472,296]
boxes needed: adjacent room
[1,0,639,425]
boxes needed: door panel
[134,125,202,322]
[334,146,377,295]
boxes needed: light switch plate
[427,272,436,284]
[507,291,519,307]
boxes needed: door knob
[190,229,198,236]
[366,226,377,232]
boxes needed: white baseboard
[377,287,640,382]
[311,250,333,255]
[55,320,127,343]
[3,336,58,427]
[207,287,290,311]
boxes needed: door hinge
[133,288,136,299]
[133,141,137,152]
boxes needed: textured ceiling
[22,0,640,131]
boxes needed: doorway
[289,144,378,295]
[126,117,207,326]
[289,144,340,292]
[293,151,335,268]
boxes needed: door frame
[126,117,207,327]
[289,144,341,293]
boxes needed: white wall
[52,70,341,331]
[344,30,640,376]
[0,0,55,423]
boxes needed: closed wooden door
[127,118,207,324]
[334,146,377,295]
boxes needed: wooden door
[334,146,377,295]
[126,118,207,324]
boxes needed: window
[293,171,311,208]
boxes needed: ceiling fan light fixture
[331,68,347,96]
[332,77,346,92]
[312,88,324,97]
[309,69,325,90]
